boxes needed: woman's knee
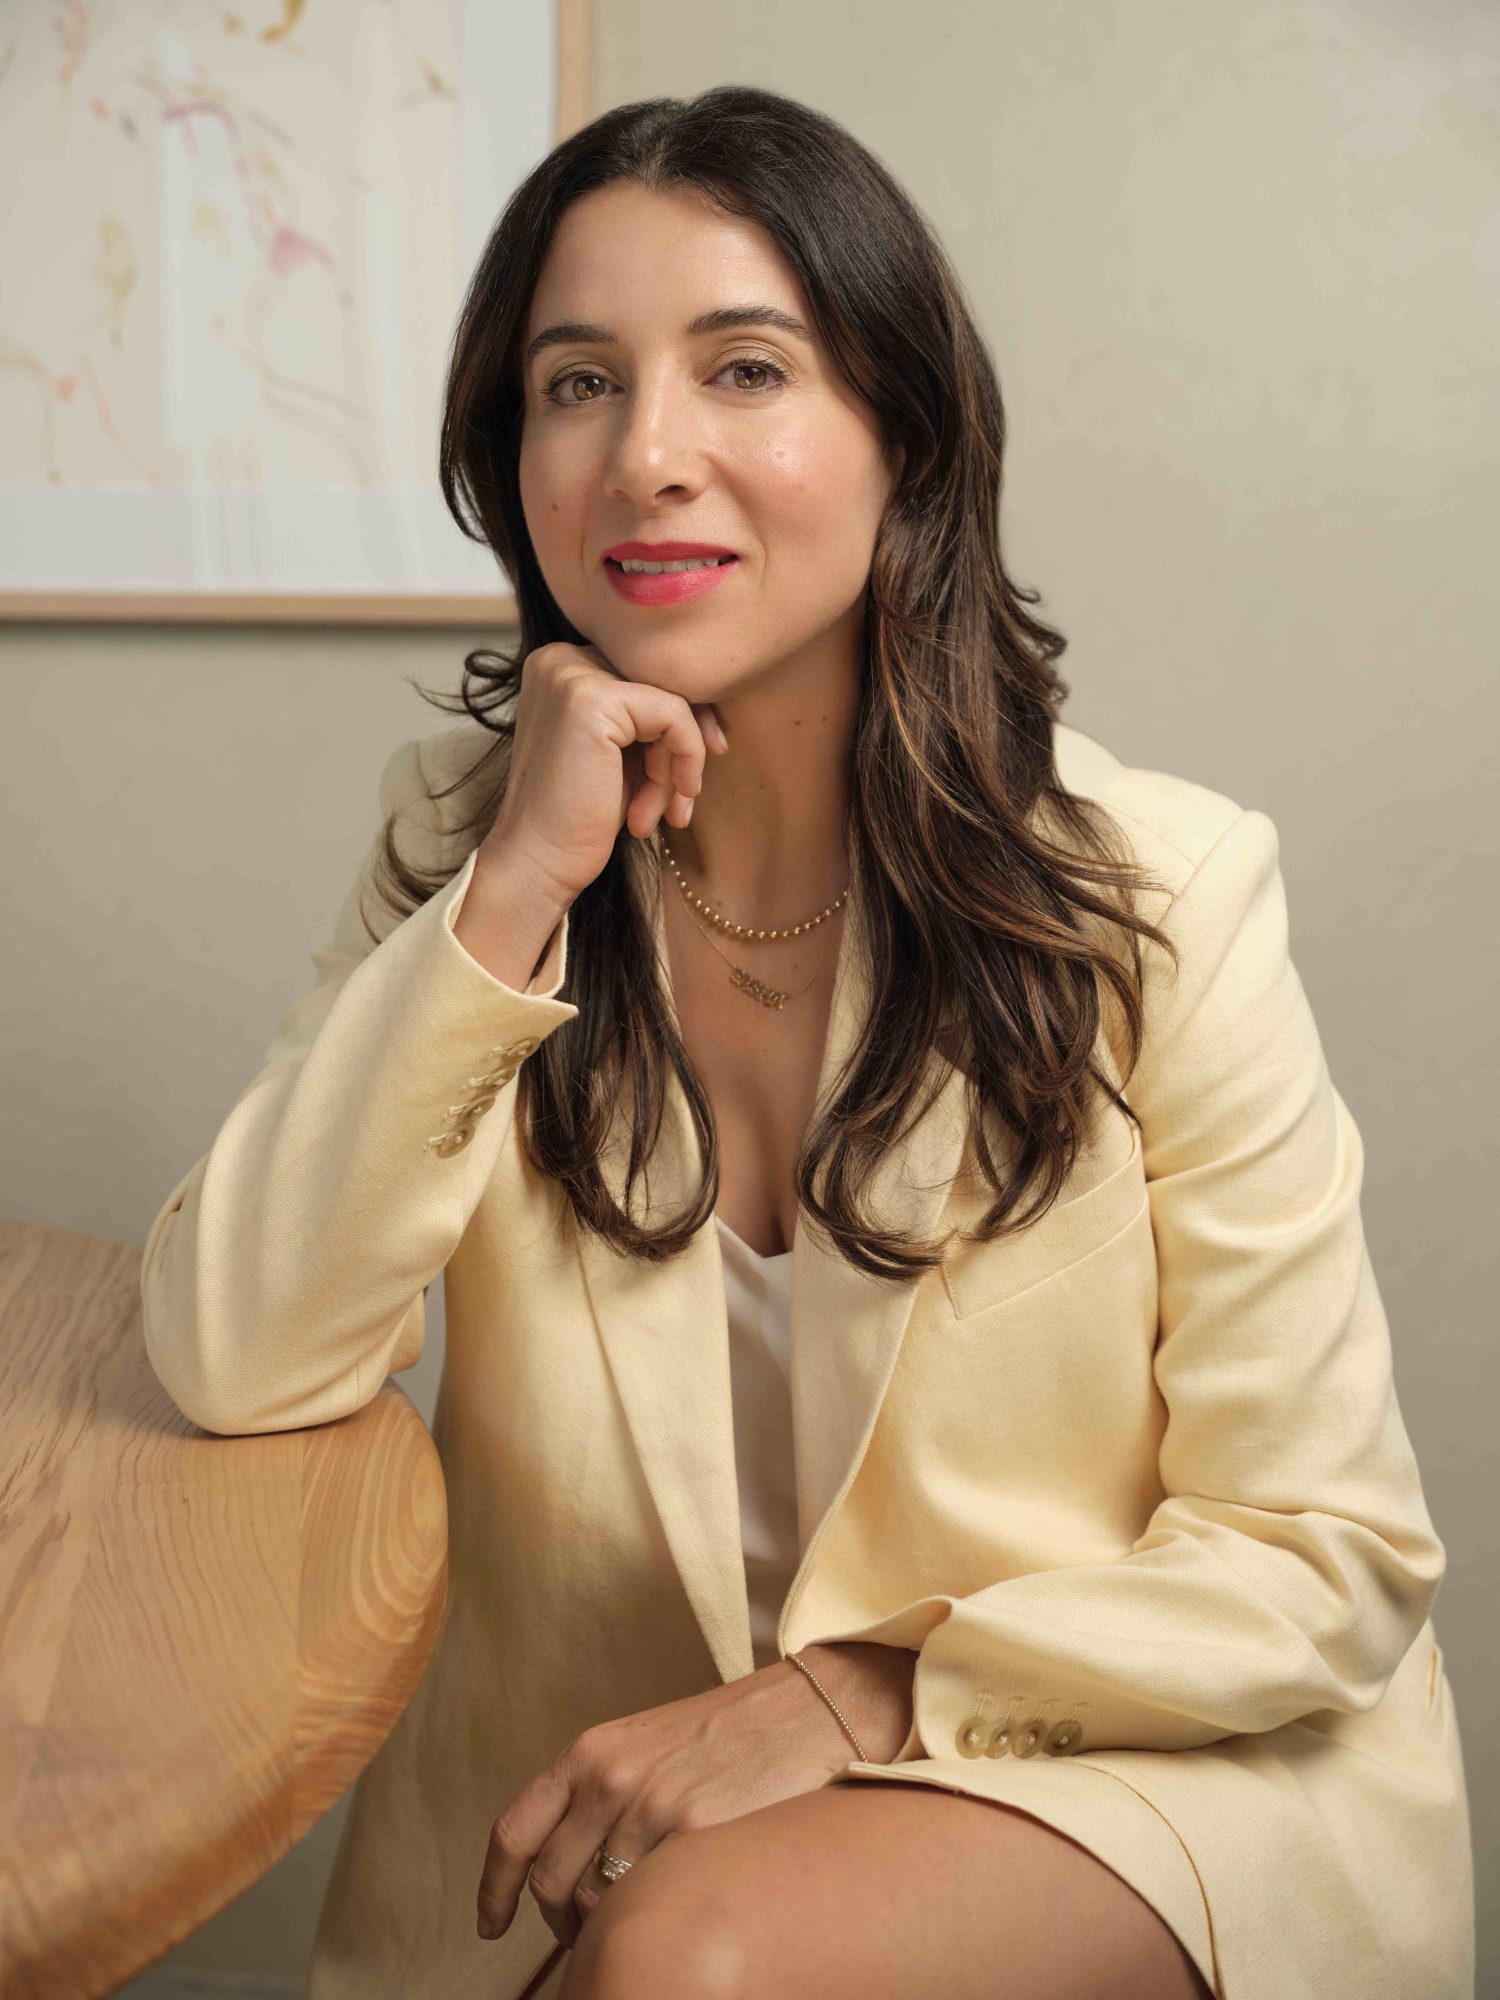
[563,1910,748,2000]
[559,1836,742,2000]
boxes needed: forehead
[524,182,808,334]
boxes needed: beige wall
[9,3,1488,1992]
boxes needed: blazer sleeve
[904,805,1446,1757]
[140,734,580,1437]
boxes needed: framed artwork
[0,0,591,627]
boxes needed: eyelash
[542,354,790,405]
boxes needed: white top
[714,1213,801,1671]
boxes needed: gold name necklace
[657,830,848,1011]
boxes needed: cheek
[763,464,882,606]
[748,430,884,567]
[518,445,585,557]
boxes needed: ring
[593,1842,633,1883]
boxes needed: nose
[600,372,709,508]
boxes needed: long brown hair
[371,83,1179,1280]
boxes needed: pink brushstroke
[269,224,335,276]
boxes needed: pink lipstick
[602,541,740,608]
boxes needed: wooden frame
[0,0,593,630]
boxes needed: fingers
[635,787,693,838]
[627,697,727,839]
[478,1734,653,1952]
[625,769,684,839]
[476,1763,572,1942]
[568,642,728,756]
[529,1798,643,1950]
[638,705,704,807]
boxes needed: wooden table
[0,1216,448,1999]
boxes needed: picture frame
[0,0,592,628]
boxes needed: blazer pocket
[941,1118,1148,1322]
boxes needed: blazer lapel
[573,829,970,1687]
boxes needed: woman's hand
[477,639,730,916]
[475,1643,915,1952]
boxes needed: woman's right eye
[545,371,607,404]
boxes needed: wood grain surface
[0,1217,448,2000]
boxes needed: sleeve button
[1012,1717,1046,1758]
[466,1066,518,1091]
[1044,1719,1083,1756]
[984,1721,1012,1757]
[427,1123,476,1157]
[955,1715,989,1758]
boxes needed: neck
[659,655,857,928]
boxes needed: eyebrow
[523,304,813,372]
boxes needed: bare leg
[558,1778,1215,1999]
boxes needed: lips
[603,550,740,607]
[603,541,737,562]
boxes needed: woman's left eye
[717,355,788,392]
[543,355,788,404]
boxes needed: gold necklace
[658,829,849,1011]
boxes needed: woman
[140,85,1473,2000]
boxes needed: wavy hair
[369,83,1179,1281]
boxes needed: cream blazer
[140,720,1474,2000]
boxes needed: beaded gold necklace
[657,829,848,1011]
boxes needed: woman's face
[517,181,899,701]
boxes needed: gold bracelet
[787,1650,868,1762]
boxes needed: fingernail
[684,798,694,822]
[477,1915,499,1940]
